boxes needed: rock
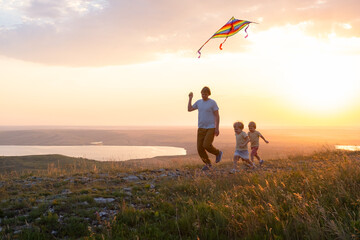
[64,177,74,183]
[94,197,115,204]
[116,173,127,177]
[123,175,140,182]
[92,179,105,183]
[168,172,177,177]
[159,174,167,178]
[61,189,72,195]
[36,199,45,203]
[31,176,42,181]
[99,211,108,217]
[138,175,146,180]
[80,177,90,183]
[123,187,132,192]
[51,230,57,235]
[23,182,35,188]
[150,184,155,189]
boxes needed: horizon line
[0,125,360,130]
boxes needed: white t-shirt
[235,131,248,151]
[192,99,219,129]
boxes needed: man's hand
[188,92,195,112]
[214,128,220,137]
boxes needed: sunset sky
[1,0,359,128]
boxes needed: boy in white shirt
[231,121,253,173]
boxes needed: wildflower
[293,193,302,200]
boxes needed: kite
[197,17,255,58]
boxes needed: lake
[335,145,360,151]
[0,145,187,161]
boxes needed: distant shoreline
[1,125,360,131]
[0,145,187,162]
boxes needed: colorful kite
[197,17,255,58]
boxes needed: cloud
[0,0,359,66]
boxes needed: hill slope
[0,150,360,239]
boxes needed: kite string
[197,34,214,58]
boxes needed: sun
[282,54,356,114]
[247,24,359,115]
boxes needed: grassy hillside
[0,155,101,174]
[0,150,360,239]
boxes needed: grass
[0,150,360,239]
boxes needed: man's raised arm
[188,92,195,112]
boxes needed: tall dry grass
[106,150,360,239]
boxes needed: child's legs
[197,128,210,164]
[251,147,260,161]
[235,150,251,166]
[233,155,240,168]
[241,157,252,166]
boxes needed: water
[0,145,186,161]
[335,145,360,151]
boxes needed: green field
[1,150,360,239]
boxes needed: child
[231,121,253,173]
[248,121,269,166]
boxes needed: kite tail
[219,37,229,50]
[244,24,250,38]
[197,49,202,58]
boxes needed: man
[188,86,223,170]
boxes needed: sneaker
[245,163,252,168]
[202,165,211,171]
[259,159,264,166]
[216,151,223,163]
